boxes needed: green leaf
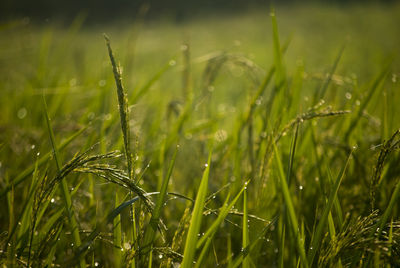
[181,152,212,268]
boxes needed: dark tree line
[0,0,395,23]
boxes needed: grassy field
[1,3,400,267]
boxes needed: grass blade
[307,152,352,265]
[141,145,178,261]
[344,63,391,141]
[242,186,250,268]
[271,139,309,268]
[181,152,212,268]
[42,94,85,268]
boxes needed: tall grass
[1,4,400,267]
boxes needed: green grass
[1,3,400,267]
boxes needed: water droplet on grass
[94,262,99,267]
[69,78,77,87]
[204,163,208,167]
[51,198,55,203]
[98,80,106,87]
[345,92,352,100]
[299,185,303,190]
[169,60,176,66]
[17,108,27,119]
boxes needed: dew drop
[260,132,267,138]
[98,80,106,87]
[17,107,27,119]
[69,78,77,87]
[95,262,99,267]
[104,113,112,121]
[31,144,36,150]
[169,60,176,66]
[392,74,397,83]
[51,198,55,203]
[345,92,352,100]
[299,185,303,190]
[158,254,163,259]
[124,242,131,250]
[204,163,208,167]
[355,100,361,106]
